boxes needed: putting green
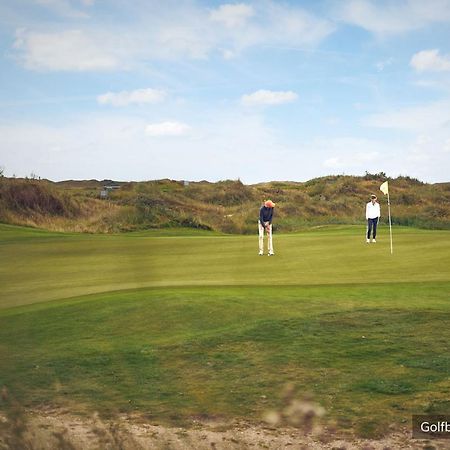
[1,224,449,309]
[0,224,449,437]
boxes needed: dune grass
[1,224,450,437]
[2,176,449,234]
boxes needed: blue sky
[1,0,450,183]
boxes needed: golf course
[1,222,449,442]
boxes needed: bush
[0,179,79,217]
[1,174,449,233]
[175,215,212,230]
[337,180,358,194]
[363,171,388,181]
[205,180,255,206]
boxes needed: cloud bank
[241,90,298,106]
[410,49,450,72]
[97,89,167,107]
[12,2,335,72]
[145,121,191,137]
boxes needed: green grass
[1,223,449,309]
[1,224,450,437]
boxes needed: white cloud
[363,101,450,131]
[155,24,213,60]
[320,138,381,169]
[35,0,90,18]
[324,157,341,168]
[159,2,334,59]
[410,49,450,72]
[145,121,191,137]
[0,116,150,180]
[209,3,254,28]
[444,138,450,153]
[337,0,450,35]
[13,29,120,71]
[407,135,431,162]
[11,2,335,71]
[406,134,450,164]
[314,134,450,184]
[0,113,283,182]
[263,2,335,46]
[97,89,166,107]
[361,104,450,178]
[412,80,441,89]
[1,111,449,183]
[222,49,235,60]
[241,90,298,106]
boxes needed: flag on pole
[379,180,393,254]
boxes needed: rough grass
[1,175,449,233]
[1,285,450,438]
[1,225,449,438]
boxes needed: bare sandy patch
[1,408,447,450]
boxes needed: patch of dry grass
[1,175,449,233]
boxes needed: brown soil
[1,409,448,450]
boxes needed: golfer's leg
[373,219,378,239]
[268,224,273,254]
[367,220,372,239]
[258,222,264,253]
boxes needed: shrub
[0,179,79,217]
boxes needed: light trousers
[259,221,273,254]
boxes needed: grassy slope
[1,225,450,437]
[1,175,449,233]
[1,223,449,309]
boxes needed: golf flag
[379,180,393,254]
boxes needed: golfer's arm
[259,209,266,226]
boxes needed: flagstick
[387,192,393,255]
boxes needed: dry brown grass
[1,175,449,233]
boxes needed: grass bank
[1,283,450,438]
[1,224,449,309]
[1,225,449,438]
[1,175,449,233]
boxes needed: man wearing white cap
[259,200,275,256]
[366,194,380,243]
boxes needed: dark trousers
[367,218,379,239]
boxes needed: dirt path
[1,409,448,450]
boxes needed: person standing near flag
[259,200,275,256]
[366,194,380,243]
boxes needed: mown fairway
[1,224,449,437]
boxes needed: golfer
[259,200,275,256]
[366,194,380,243]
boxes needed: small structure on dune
[99,183,120,199]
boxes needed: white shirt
[366,201,380,219]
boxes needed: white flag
[380,181,389,195]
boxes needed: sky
[0,0,450,184]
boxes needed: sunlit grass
[1,225,449,437]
